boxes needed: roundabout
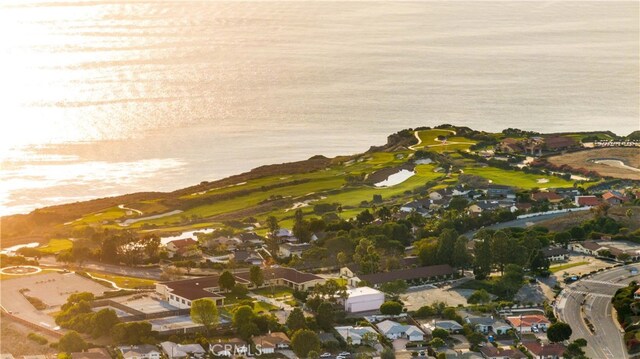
[0,265,42,275]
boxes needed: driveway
[392,338,409,352]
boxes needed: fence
[516,206,590,220]
[91,299,191,322]
[0,310,63,338]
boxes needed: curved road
[556,266,637,359]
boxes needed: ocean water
[1,1,638,216]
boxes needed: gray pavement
[38,257,163,280]
[556,266,635,359]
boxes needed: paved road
[463,211,571,238]
[556,266,637,359]
[38,257,163,280]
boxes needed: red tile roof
[168,238,197,248]
[531,191,563,202]
[507,314,551,328]
[252,332,290,348]
[523,342,566,357]
[576,196,601,206]
[357,264,455,285]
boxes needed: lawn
[457,278,501,294]
[412,129,476,152]
[549,261,589,273]
[38,239,73,254]
[463,166,576,189]
[253,286,294,298]
[88,272,156,289]
[253,301,279,314]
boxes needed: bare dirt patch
[0,314,58,356]
[547,148,640,180]
[538,206,640,232]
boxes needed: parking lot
[0,271,109,328]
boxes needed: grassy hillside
[2,126,619,246]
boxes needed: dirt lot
[547,147,640,180]
[0,314,58,356]
[401,276,474,309]
[538,206,640,232]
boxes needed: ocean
[1,0,638,216]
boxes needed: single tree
[219,270,236,292]
[429,337,446,349]
[266,216,279,235]
[286,307,307,333]
[316,301,335,331]
[57,331,87,353]
[232,305,255,329]
[452,235,471,275]
[249,265,264,287]
[431,328,449,340]
[380,347,396,359]
[190,298,219,334]
[547,321,572,343]
[379,301,403,315]
[90,308,120,338]
[291,329,321,358]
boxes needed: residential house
[531,191,564,204]
[487,185,516,199]
[238,232,265,246]
[376,320,425,342]
[506,315,551,333]
[554,188,581,201]
[479,346,527,359]
[468,200,515,214]
[232,250,263,266]
[464,316,511,335]
[634,288,640,300]
[118,345,161,359]
[569,240,603,256]
[165,238,200,258]
[334,326,379,346]
[541,246,570,262]
[603,191,629,206]
[497,138,523,154]
[575,196,601,207]
[70,349,111,359]
[278,242,311,258]
[160,342,206,359]
[252,332,290,354]
[344,264,455,287]
[400,198,434,217]
[522,342,566,359]
[342,286,385,313]
[201,236,242,251]
[543,136,577,152]
[433,320,464,333]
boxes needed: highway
[556,266,637,359]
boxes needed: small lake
[374,169,416,187]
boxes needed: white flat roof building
[343,286,385,313]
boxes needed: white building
[118,345,161,359]
[342,286,385,313]
[334,326,379,346]
[160,342,206,359]
[376,320,425,342]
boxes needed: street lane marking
[565,289,613,298]
[580,279,627,287]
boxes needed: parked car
[320,353,332,358]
